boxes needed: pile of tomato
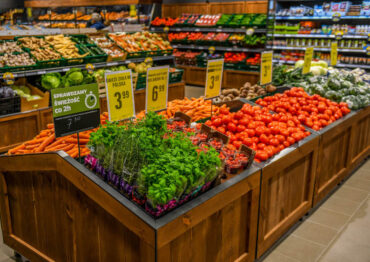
[255,87,351,131]
[151,17,179,27]
[205,104,311,162]
[224,52,247,63]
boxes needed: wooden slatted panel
[245,1,268,14]
[162,3,209,18]
[25,0,161,8]
[223,70,260,89]
[257,136,319,258]
[209,2,246,14]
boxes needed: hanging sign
[205,59,224,98]
[105,70,135,121]
[260,51,273,85]
[51,83,100,137]
[331,42,338,66]
[302,47,314,74]
[146,66,169,112]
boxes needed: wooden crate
[21,84,49,112]
[347,106,370,174]
[223,70,260,89]
[313,112,357,206]
[257,135,319,258]
[0,153,261,262]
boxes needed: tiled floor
[265,159,370,262]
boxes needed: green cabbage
[41,73,62,90]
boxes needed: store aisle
[264,159,370,262]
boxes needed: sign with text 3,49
[105,70,135,121]
[303,47,314,74]
[51,83,100,137]
[205,59,224,99]
[260,51,273,85]
[146,66,169,112]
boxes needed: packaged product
[314,5,325,16]
[360,1,370,15]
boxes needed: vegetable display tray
[169,69,184,83]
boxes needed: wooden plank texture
[25,0,161,7]
[257,136,319,258]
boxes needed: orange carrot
[34,134,55,152]
[47,123,54,129]
[25,137,46,145]
[8,144,26,154]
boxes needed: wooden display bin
[347,106,370,173]
[312,111,358,206]
[0,153,261,262]
[20,84,50,112]
[257,134,320,258]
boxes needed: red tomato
[246,129,256,137]
[260,134,269,144]
[233,140,242,149]
[278,144,285,151]
[280,129,290,137]
[252,137,259,144]
[222,115,232,124]
[239,118,249,126]
[269,138,280,147]
[255,126,265,136]
[217,126,226,133]
[229,135,237,143]
[236,125,246,132]
[205,120,212,126]
[276,135,285,143]
[283,140,290,147]
[287,136,295,144]
[234,111,244,120]
[243,137,253,146]
[219,107,230,115]
[257,143,266,150]
[213,118,222,127]
[227,122,236,132]
[291,132,303,142]
[255,150,269,161]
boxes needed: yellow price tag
[303,47,314,74]
[205,59,224,99]
[260,51,273,85]
[331,42,338,66]
[105,70,135,121]
[146,66,169,112]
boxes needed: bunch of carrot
[137,97,226,122]
[8,112,109,158]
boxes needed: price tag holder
[335,32,343,40]
[366,46,370,56]
[105,70,135,122]
[3,72,15,85]
[331,41,338,66]
[246,28,255,36]
[260,51,273,85]
[302,47,314,74]
[332,13,341,22]
[208,46,215,54]
[51,83,100,138]
[146,66,169,112]
[205,59,224,99]
[368,33,370,42]
[85,63,95,74]
[163,26,170,33]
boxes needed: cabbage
[316,60,328,68]
[310,66,322,76]
[295,60,304,68]
[41,73,62,90]
[66,70,84,85]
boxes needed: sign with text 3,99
[205,59,224,99]
[51,83,100,137]
[303,47,314,74]
[105,70,135,121]
[146,66,169,112]
[260,51,273,85]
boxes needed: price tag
[85,63,95,74]
[366,46,370,56]
[195,28,200,32]
[163,26,170,33]
[208,46,216,54]
[260,51,273,85]
[107,61,118,67]
[332,13,341,22]
[368,33,370,42]
[105,70,135,121]
[63,68,70,72]
[335,32,343,40]
[51,83,100,137]
[216,28,222,32]
[330,42,338,66]
[146,66,169,112]
[205,59,224,99]
[26,7,32,18]
[302,47,314,74]
[144,57,153,65]
[47,9,51,15]
[3,72,15,85]
[37,70,46,75]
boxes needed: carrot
[25,137,46,145]
[34,134,55,152]
[65,138,89,144]
[25,144,41,150]
[47,123,54,129]
[8,144,26,154]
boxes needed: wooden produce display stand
[0,153,261,262]
[178,66,260,88]
[0,82,185,154]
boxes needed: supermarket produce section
[0,1,369,262]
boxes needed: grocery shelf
[275,16,370,20]
[0,55,174,79]
[272,34,368,39]
[271,46,366,53]
[172,44,265,53]
[272,59,370,70]
[150,27,267,33]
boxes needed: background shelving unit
[268,0,370,69]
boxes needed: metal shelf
[273,59,370,70]
[0,55,174,79]
[172,44,265,52]
[272,34,368,39]
[275,16,370,20]
[150,27,267,33]
[271,46,366,53]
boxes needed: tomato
[248,122,257,129]
[287,136,295,144]
[234,111,244,120]
[255,126,265,136]
[205,120,212,126]
[280,129,290,137]
[255,150,269,161]
[278,144,285,151]
[229,135,237,143]
[312,125,320,131]
[227,122,236,132]
[264,147,274,157]
[252,137,259,144]
[236,125,246,132]
[276,135,285,143]
[291,132,302,142]
[324,109,333,116]
[232,119,238,125]
[305,119,313,127]
[305,131,311,137]
[283,140,290,147]
[239,118,249,126]
[213,118,222,127]
[319,119,328,127]
[219,107,230,115]
[287,120,295,127]
[246,129,255,137]
[270,125,280,135]
[226,131,234,137]
[243,137,253,146]
[257,143,266,150]
[260,134,269,144]
[233,140,242,149]
[269,138,280,147]
[222,115,232,124]
[217,126,226,133]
